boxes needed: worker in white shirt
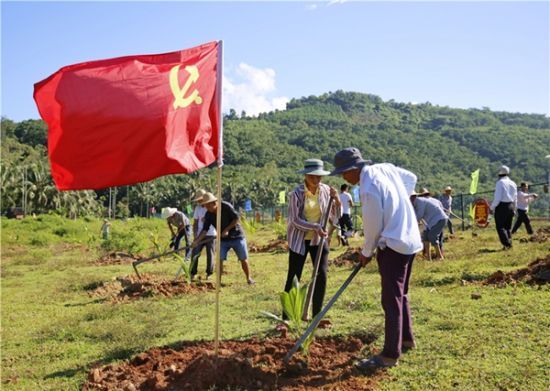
[511,182,538,235]
[330,147,422,370]
[490,165,517,249]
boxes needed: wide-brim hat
[297,159,330,176]
[161,207,178,219]
[330,147,371,176]
[444,186,452,192]
[498,165,510,175]
[199,192,218,205]
[193,188,207,202]
[420,188,431,196]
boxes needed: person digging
[192,192,255,285]
[410,189,448,261]
[163,207,192,260]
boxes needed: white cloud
[223,63,289,117]
[327,0,347,6]
[307,4,318,10]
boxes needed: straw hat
[444,186,452,192]
[193,189,207,202]
[199,192,218,205]
[420,188,431,196]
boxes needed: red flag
[34,41,221,190]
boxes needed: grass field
[1,215,549,390]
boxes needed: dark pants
[511,209,533,235]
[446,218,454,235]
[190,238,215,276]
[377,246,415,360]
[174,226,192,259]
[494,202,514,248]
[284,240,329,318]
[339,213,353,235]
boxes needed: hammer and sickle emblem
[169,65,203,109]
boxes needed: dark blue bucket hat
[330,148,371,176]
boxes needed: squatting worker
[330,147,422,369]
[410,190,447,261]
[490,165,517,250]
[193,192,255,285]
[163,207,192,259]
[190,189,216,281]
[284,159,341,328]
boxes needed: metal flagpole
[214,40,224,356]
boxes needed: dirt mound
[331,247,362,266]
[87,273,215,302]
[249,239,289,253]
[529,227,550,243]
[83,333,382,390]
[95,252,139,266]
[484,255,550,286]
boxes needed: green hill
[2,91,549,216]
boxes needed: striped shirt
[287,183,340,255]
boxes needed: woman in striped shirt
[284,159,341,327]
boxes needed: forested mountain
[2,91,549,217]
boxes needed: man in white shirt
[338,184,354,245]
[511,182,538,235]
[330,147,423,370]
[490,165,517,249]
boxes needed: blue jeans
[220,238,248,261]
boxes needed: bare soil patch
[529,227,550,243]
[87,273,215,302]
[331,247,362,266]
[484,255,550,286]
[83,333,382,390]
[94,251,140,266]
[249,239,289,253]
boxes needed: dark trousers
[511,209,533,235]
[446,218,454,235]
[339,213,353,235]
[377,246,415,359]
[174,226,192,259]
[190,238,215,276]
[494,202,514,248]
[284,240,329,318]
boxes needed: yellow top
[304,187,321,240]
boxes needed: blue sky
[2,1,549,121]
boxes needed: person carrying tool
[490,165,517,250]
[163,207,192,259]
[283,159,341,329]
[440,186,455,235]
[193,192,254,285]
[330,147,422,369]
[511,182,537,235]
[410,189,448,261]
[190,189,216,280]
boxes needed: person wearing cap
[511,182,538,235]
[193,192,254,285]
[410,189,448,261]
[440,186,454,235]
[330,147,422,370]
[164,207,192,259]
[284,159,341,327]
[490,165,517,249]
[190,189,216,280]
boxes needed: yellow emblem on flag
[170,65,203,109]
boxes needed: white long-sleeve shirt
[517,191,536,211]
[490,176,517,211]
[359,163,423,257]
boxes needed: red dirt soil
[88,273,215,302]
[95,251,139,266]
[83,333,382,390]
[249,239,289,253]
[484,255,550,286]
[529,227,550,243]
[331,247,362,266]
